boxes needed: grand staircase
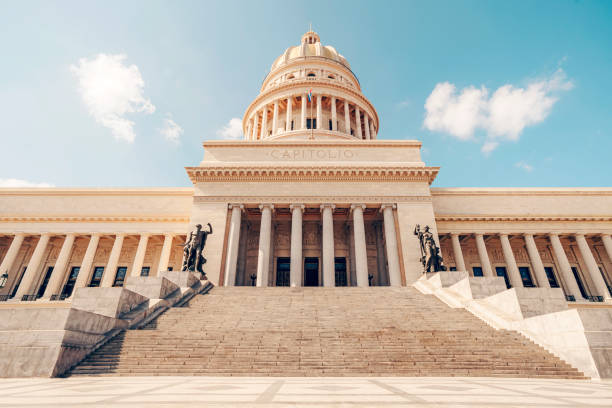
[68,287,587,378]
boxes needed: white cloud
[71,54,155,143]
[160,115,183,144]
[0,178,54,188]
[216,118,243,140]
[514,161,534,172]
[423,69,573,153]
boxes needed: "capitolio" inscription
[269,149,355,160]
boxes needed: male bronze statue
[182,223,213,274]
[414,224,446,273]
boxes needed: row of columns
[448,232,612,301]
[223,203,401,288]
[0,232,177,300]
[247,94,376,140]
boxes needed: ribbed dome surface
[271,31,350,72]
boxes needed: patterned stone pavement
[0,376,610,407]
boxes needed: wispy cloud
[216,118,243,140]
[514,161,534,172]
[71,54,155,143]
[423,69,573,153]
[160,114,183,144]
[0,178,54,188]
[395,99,412,110]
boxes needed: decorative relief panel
[303,223,320,248]
[515,247,529,263]
[490,248,504,263]
[275,223,290,249]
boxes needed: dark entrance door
[335,257,347,286]
[276,257,290,286]
[304,257,319,286]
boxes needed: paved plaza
[0,376,610,407]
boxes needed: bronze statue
[414,224,446,273]
[182,223,213,274]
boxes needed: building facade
[1,31,611,306]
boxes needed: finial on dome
[301,27,320,45]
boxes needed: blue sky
[0,0,610,188]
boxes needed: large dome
[270,30,350,72]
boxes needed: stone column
[272,100,279,135]
[475,233,493,276]
[499,234,522,288]
[260,106,268,138]
[251,113,259,140]
[286,96,293,131]
[15,233,50,298]
[256,204,273,287]
[224,204,243,287]
[331,96,337,131]
[602,234,612,264]
[549,233,581,298]
[290,204,304,287]
[450,234,466,271]
[246,121,252,141]
[316,94,322,129]
[524,234,549,287]
[321,204,335,287]
[101,233,125,287]
[381,204,402,286]
[43,233,75,298]
[158,233,174,274]
[130,233,150,277]
[364,115,371,140]
[344,100,350,134]
[355,106,362,139]
[0,233,25,281]
[374,222,387,286]
[370,121,376,139]
[74,233,100,289]
[301,94,307,129]
[575,234,611,301]
[351,204,368,287]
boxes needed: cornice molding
[0,188,194,197]
[435,214,612,222]
[0,215,190,223]
[193,196,432,204]
[431,188,612,196]
[186,165,439,184]
[202,139,422,148]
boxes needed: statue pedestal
[159,270,200,288]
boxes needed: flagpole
[310,95,313,140]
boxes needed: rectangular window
[472,266,483,277]
[571,266,588,299]
[61,266,80,298]
[544,266,560,288]
[495,266,511,289]
[450,266,457,271]
[306,118,317,129]
[140,266,150,277]
[89,267,104,287]
[275,257,290,287]
[335,257,348,287]
[328,119,333,130]
[113,267,128,287]
[291,120,294,130]
[519,266,535,287]
[168,266,173,271]
[10,267,27,298]
[36,266,54,298]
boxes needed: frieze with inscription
[269,149,356,161]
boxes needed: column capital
[163,232,175,238]
[290,203,305,212]
[499,233,510,238]
[138,232,151,238]
[380,203,396,211]
[259,203,274,211]
[228,204,244,211]
[350,204,366,212]
[320,203,336,211]
[600,233,612,238]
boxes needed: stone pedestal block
[72,287,149,319]
[159,270,200,288]
[483,287,568,320]
[124,276,179,300]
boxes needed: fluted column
[364,115,371,140]
[381,204,402,286]
[43,233,75,298]
[251,113,259,140]
[549,233,581,298]
[351,204,368,287]
[0,233,25,283]
[15,233,50,298]
[74,233,100,289]
[301,94,307,129]
[260,106,268,138]
[355,106,362,139]
[101,233,125,287]
[524,234,548,287]
[344,100,350,134]
[575,234,611,301]
[321,204,335,287]
[330,96,337,131]
[246,121,252,141]
[130,233,150,277]
[256,204,273,287]
[224,204,243,287]
[475,233,493,276]
[290,204,304,287]
[272,100,279,135]
[450,233,466,271]
[285,96,293,131]
[316,94,322,129]
[370,121,376,139]
[499,234,522,288]
[602,234,612,264]
[158,233,174,274]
